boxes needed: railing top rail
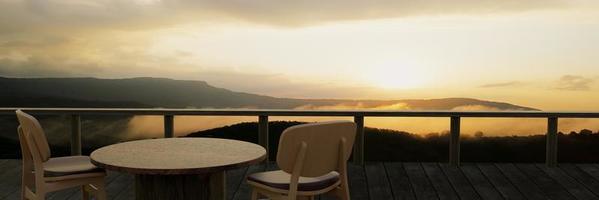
[1,108,599,118]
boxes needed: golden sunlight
[365,62,431,89]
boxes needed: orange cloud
[555,75,595,91]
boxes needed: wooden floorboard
[439,163,480,200]
[0,160,22,200]
[113,183,135,200]
[104,173,134,200]
[403,163,439,200]
[496,163,548,200]
[421,163,459,200]
[536,164,598,200]
[384,162,415,200]
[460,164,502,200]
[516,164,576,200]
[577,164,599,183]
[47,186,79,200]
[365,162,393,200]
[226,167,248,200]
[2,160,599,200]
[477,163,525,200]
[561,164,599,197]
[348,164,369,200]
[0,159,9,170]
[232,163,266,200]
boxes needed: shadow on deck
[1,159,599,200]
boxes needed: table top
[90,138,266,175]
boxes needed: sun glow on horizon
[363,61,433,89]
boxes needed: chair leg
[21,185,29,200]
[338,172,350,200]
[338,185,350,200]
[21,173,34,200]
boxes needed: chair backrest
[276,121,356,177]
[15,110,51,162]
[17,125,35,170]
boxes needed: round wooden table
[90,138,266,200]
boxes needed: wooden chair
[16,110,107,200]
[247,121,356,200]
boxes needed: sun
[375,75,424,89]
[365,63,430,89]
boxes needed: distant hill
[0,76,538,110]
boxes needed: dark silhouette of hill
[0,95,148,108]
[0,76,538,110]
[187,121,599,163]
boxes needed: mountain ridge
[0,76,539,111]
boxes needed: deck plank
[516,164,575,200]
[0,190,19,200]
[403,163,438,200]
[577,164,599,183]
[0,160,22,200]
[535,164,598,200]
[460,164,502,200]
[384,162,415,200]
[113,182,135,200]
[226,167,248,200]
[0,159,9,170]
[365,162,394,200]
[496,163,547,200]
[561,164,599,197]
[105,173,134,200]
[477,163,525,200]
[47,187,79,200]
[348,164,369,200]
[438,164,480,200]
[232,164,266,200]
[1,160,599,200]
[421,163,459,200]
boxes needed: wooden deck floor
[2,159,599,200]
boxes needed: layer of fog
[127,115,599,138]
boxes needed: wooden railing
[2,108,599,167]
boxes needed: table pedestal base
[135,172,225,200]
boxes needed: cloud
[479,81,524,88]
[555,75,595,91]
[0,0,572,35]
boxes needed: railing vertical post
[353,116,365,165]
[449,116,461,166]
[70,114,82,156]
[259,115,269,162]
[164,115,174,138]
[546,117,558,167]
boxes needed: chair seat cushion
[43,156,104,177]
[248,170,340,191]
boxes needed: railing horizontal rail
[1,108,599,118]
[2,107,599,167]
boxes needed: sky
[0,0,599,111]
